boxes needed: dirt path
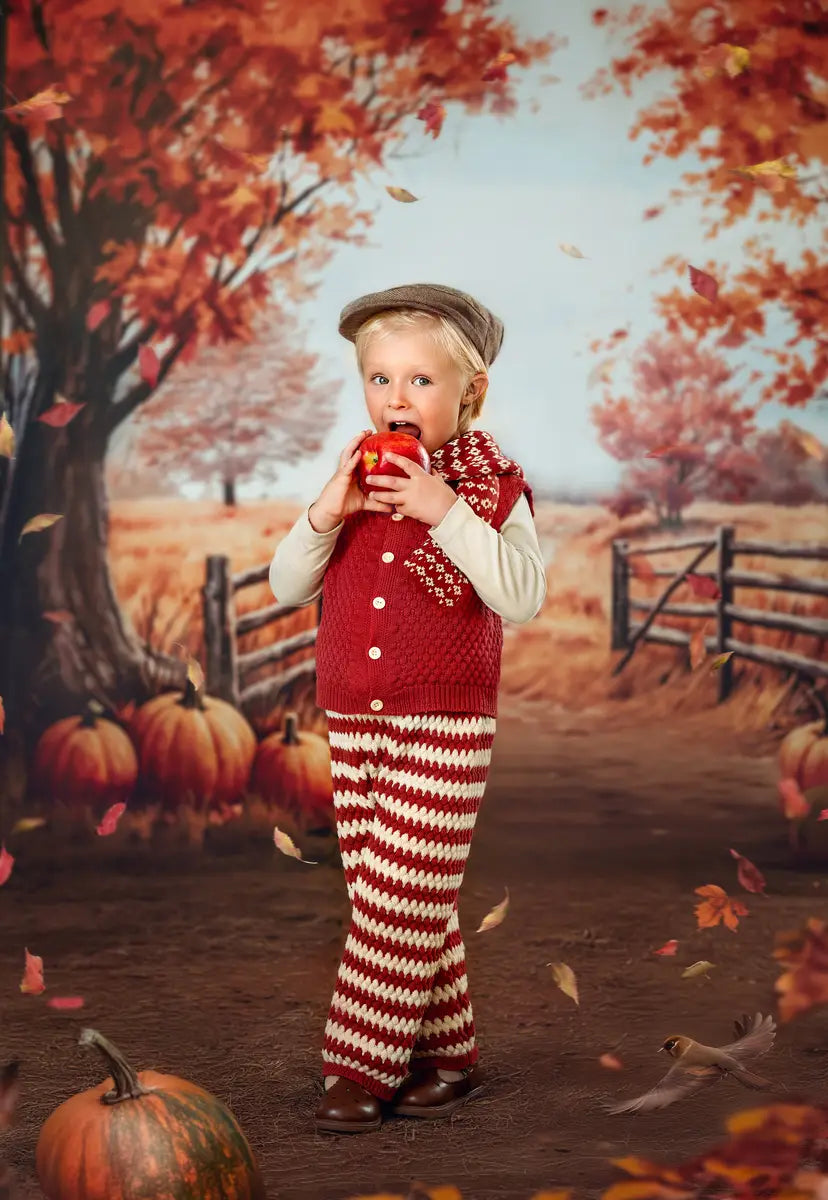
[1,700,827,1200]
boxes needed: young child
[269,282,546,1134]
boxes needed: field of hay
[108,497,828,735]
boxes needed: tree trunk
[222,476,236,507]
[0,403,185,745]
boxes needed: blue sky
[172,1,828,501]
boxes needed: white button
[372,596,385,608]
[381,552,394,563]
[368,646,381,659]
[391,512,404,521]
[370,699,383,711]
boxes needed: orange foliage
[694,883,749,932]
[773,916,828,1023]
[583,2,828,408]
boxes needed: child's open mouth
[389,421,421,439]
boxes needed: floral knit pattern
[404,429,534,606]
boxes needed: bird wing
[604,1061,722,1115]
[721,1012,776,1062]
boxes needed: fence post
[715,525,735,702]
[203,555,239,706]
[610,539,629,650]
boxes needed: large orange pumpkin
[778,719,828,792]
[35,1027,266,1200]
[129,678,255,810]
[250,711,334,833]
[32,703,138,815]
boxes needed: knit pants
[321,709,497,1102]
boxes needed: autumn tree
[128,307,339,506]
[0,0,559,734]
[584,1,828,410]
[591,331,761,527]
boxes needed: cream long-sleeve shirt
[269,492,547,625]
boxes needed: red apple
[356,430,431,495]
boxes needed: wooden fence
[203,554,323,712]
[610,524,828,700]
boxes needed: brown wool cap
[338,282,505,366]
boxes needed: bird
[604,1011,779,1115]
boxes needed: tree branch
[3,231,48,326]
[7,122,63,289]
[50,129,76,248]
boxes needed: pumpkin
[32,701,138,816]
[130,678,255,810]
[250,711,335,833]
[778,719,828,792]
[35,1028,266,1200]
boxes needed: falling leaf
[37,397,86,427]
[138,344,160,388]
[0,696,4,733]
[689,624,708,670]
[0,412,15,459]
[386,186,419,203]
[818,809,828,821]
[642,205,663,220]
[599,1052,624,1070]
[737,158,797,182]
[86,300,111,331]
[588,359,614,387]
[559,243,587,259]
[482,50,517,82]
[630,556,656,581]
[654,938,678,956]
[96,803,126,836]
[10,817,46,835]
[186,657,205,691]
[273,825,317,864]
[778,777,810,821]
[20,948,45,995]
[710,651,734,670]
[729,848,767,895]
[476,888,509,932]
[682,959,716,979]
[0,845,14,886]
[417,100,446,139]
[688,265,718,303]
[46,996,85,1011]
[19,513,63,542]
[0,1059,21,1130]
[773,917,828,1023]
[685,572,721,600]
[3,86,71,121]
[42,610,74,624]
[794,430,825,461]
[694,883,749,932]
[547,961,579,1005]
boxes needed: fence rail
[203,554,323,713]
[610,524,828,700]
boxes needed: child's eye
[413,376,431,386]
[370,375,389,384]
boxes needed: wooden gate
[610,524,828,700]
[202,554,323,712]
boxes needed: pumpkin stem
[178,676,205,711]
[80,699,105,729]
[282,711,300,745]
[78,1028,152,1105]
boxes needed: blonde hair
[353,309,488,436]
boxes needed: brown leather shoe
[315,1076,383,1133]
[390,1064,485,1119]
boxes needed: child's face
[361,328,467,455]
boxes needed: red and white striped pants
[321,709,497,1101]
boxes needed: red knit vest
[315,473,531,717]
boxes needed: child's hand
[311,430,396,529]
[364,454,457,527]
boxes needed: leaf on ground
[476,888,509,932]
[654,938,678,956]
[20,949,45,995]
[729,848,767,895]
[682,959,716,979]
[599,1052,623,1070]
[694,883,749,932]
[46,996,85,1011]
[547,961,579,1005]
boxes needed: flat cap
[338,282,504,366]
